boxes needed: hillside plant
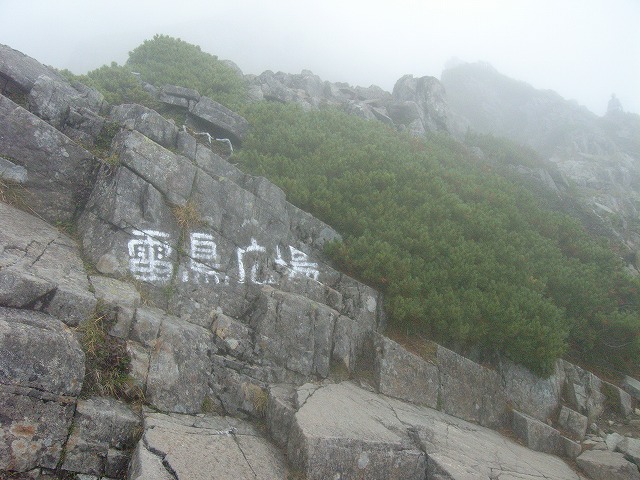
[126,34,247,110]
[234,102,640,377]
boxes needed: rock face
[274,381,583,480]
[129,410,287,480]
[0,201,96,326]
[62,397,140,478]
[0,307,84,471]
[0,95,99,223]
[245,69,451,136]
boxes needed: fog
[1,0,638,115]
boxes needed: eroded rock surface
[129,410,287,480]
[274,381,583,480]
[0,307,84,471]
[0,201,96,326]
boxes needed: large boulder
[62,397,140,478]
[110,103,178,150]
[512,410,564,456]
[390,74,450,134]
[0,95,100,223]
[0,44,65,94]
[576,449,640,480]
[0,307,84,472]
[0,201,96,326]
[279,381,583,480]
[373,334,439,408]
[188,95,250,145]
[436,343,508,428]
[28,75,105,130]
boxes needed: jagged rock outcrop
[245,68,451,135]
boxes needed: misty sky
[1,0,638,115]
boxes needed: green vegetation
[61,63,156,107]
[63,35,246,110]
[126,34,247,110]
[235,102,640,376]
[76,307,143,401]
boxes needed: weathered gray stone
[437,344,508,427]
[391,74,450,134]
[618,437,640,468]
[211,312,253,359]
[77,166,180,283]
[563,436,583,459]
[189,95,249,143]
[558,405,588,440]
[209,355,279,417]
[0,202,96,326]
[90,275,141,311]
[332,314,370,374]
[512,410,564,455]
[288,381,582,480]
[0,387,76,472]
[62,397,140,476]
[623,376,640,401]
[266,384,296,448]
[157,84,201,108]
[28,75,105,129]
[563,360,606,421]
[373,333,439,408]
[140,310,215,413]
[0,155,27,183]
[500,358,563,422]
[194,141,243,181]
[576,449,640,480]
[112,129,196,206]
[110,104,178,150]
[0,44,65,93]
[288,382,426,480]
[0,94,99,223]
[133,411,287,479]
[251,287,338,378]
[127,441,173,480]
[603,380,635,417]
[0,307,84,395]
[607,432,626,450]
[0,308,82,472]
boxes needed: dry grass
[75,310,144,402]
[172,200,202,230]
[242,383,268,417]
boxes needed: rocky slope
[1,44,640,480]
[441,62,640,266]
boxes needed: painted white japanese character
[128,230,173,283]
[183,232,226,284]
[289,246,319,280]
[237,238,273,284]
[274,245,320,281]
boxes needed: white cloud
[0,0,638,114]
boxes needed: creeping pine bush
[235,102,640,377]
